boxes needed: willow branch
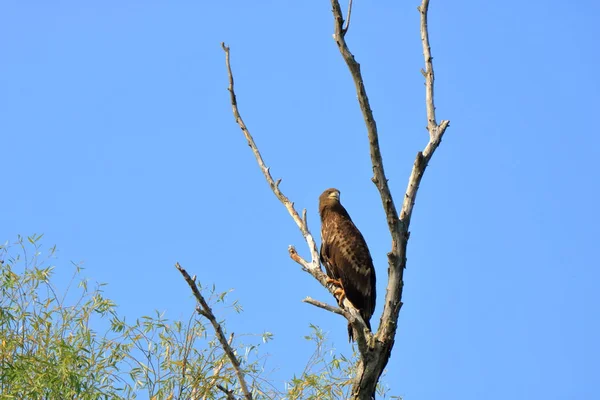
[216,385,236,400]
[221,42,372,353]
[202,334,235,400]
[175,263,253,400]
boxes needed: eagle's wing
[320,218,341,281]
[321,212,376,327]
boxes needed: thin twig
[343,0,354,34]
[221,42,372,354]
[401,0,450,225]
[419,0,448,137]
[175,263,253,400]
[303,297,346,317]
[202,334,235,399]
[216,385,237,400]
[179,311,199,400]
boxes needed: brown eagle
[318,188,376,341]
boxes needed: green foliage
[0,235,273,399]
[285,325,397,400]
[119,295,274,399]
[0,234,127,399]
[0,235,398,399]
[285,324,353,399]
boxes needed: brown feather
[318,188,376,341]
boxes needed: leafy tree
[1,235,394,399]
[0,235,267,399]
[1,234,128,399]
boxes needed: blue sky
[2,1,600,399]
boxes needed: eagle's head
[318,188,341,212]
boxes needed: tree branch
[343,0,354,34]
[220,42,320,273]
[201,334,235,399]
[221,42,373,354]
[216,384,237,400]
[330,1,449,398]
[303,297,346,317]
[419,0,449,138]
[331,0,402,332]
[175,263,253,400]
[402,0,450,224]
[330,0,404,327]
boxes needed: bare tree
[180,1,449,399]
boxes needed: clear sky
[2,1,599,399]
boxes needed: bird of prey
[318,188,376,341]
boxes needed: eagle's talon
[333,287,346,306]
[326,277,346,306]
[326,277,342,287]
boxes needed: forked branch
[175,263,253,400]
[330,0,449,398]
[331,0,403,342]
[201,333,235,399]
[221,42,373,355]
[216,385,236,400]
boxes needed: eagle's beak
[329,191,340,201]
